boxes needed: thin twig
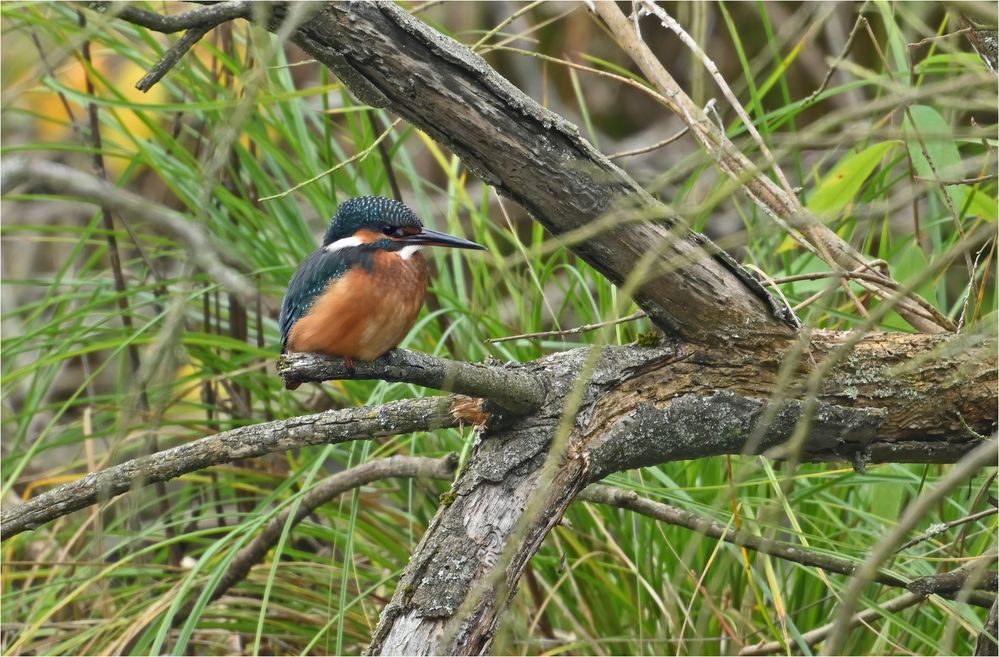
[28,31,82,137]
[635,0,797,199]
[471,0,544,51]
[907,27,974,50]
[175,455,459,622]
[804,4,869,105]
[484,312,646,344]
[409,0,445,15]
[608,126,690,159]
[136,25,210,92]
[896,507,998,552]
[258,118,402,201]
[914,174,998,185]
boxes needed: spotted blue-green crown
[322,196,422,246]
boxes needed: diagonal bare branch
[0,396,459,540]
[593,1,956,334]
[1,157,255,302]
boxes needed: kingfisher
[279,196,485,371]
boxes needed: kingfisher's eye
[382,225,405,238]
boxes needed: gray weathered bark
[366,330,995,655]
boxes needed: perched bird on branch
[279,196,485,372]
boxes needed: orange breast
[287,250,429,361]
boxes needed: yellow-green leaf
[807,141,900,215]
[966,188,998,222]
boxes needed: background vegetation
[1,1,996,654]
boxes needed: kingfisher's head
[322,196,485,254]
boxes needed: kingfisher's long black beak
[400,228,486,250]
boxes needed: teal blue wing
[279,249,350,351]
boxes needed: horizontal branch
[1,397,457,540]
[278,349,545,415]
[88,1,251,33]
[580,485,996,608]
[0,157,255,302]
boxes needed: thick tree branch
[1,157,255,302]
[369,332,995,655]
[1,396,457,540]
[278,349,544,415]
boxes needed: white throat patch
[398,245,422,260]
[324,236,363,253]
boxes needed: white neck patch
[324,236,363,253]
[398,245,422,260]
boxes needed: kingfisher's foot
[344,356,355,375]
